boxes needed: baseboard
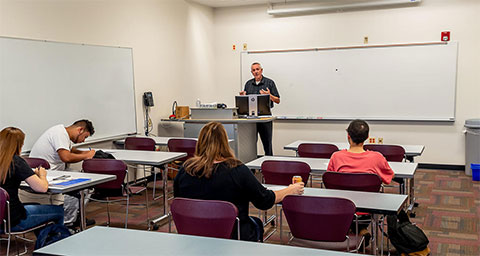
[416,163,465,171]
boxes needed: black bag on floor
[387,210,429,254]
[34,224,71,249]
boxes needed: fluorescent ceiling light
[267,0,422,16]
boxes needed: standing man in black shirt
[240,62,280,156]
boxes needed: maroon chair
[83,159,149,228]
[261,160,311,186]
[170,198,240,240]
[297,143,339,159]
[0,187,53,255]
[282,195,362,252]
[363,144,405,162]
[23,157,50,169]
[167,138,197,162]
[124,137,157,199]
[260,160,311,240]
[322,171,382,250]
[124,137,156,151]
[322,172,382,193]
[364,144,406,194]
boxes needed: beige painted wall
[1,0,479,165]
[213,0,480,165]
[0,0,215,136]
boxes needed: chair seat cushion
[290,233,364,251]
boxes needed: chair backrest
[167,139,197,162]
[322,172,382,192]
[261,160,311,186]
[171,198,238,239]
[282,195,355,242]
[297,143,339,159]
[124,137,155,151]
[363,144,405,162]
[82,159,127,190]
[23,157,51,169]
[0,187,9,225]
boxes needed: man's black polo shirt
[243,76,280,108]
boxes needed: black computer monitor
[257,94,271,116]
[235,96,249,116]
[235,94,271,117]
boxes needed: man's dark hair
[72,119,95,135]
[347,119,369,144]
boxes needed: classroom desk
[33,226,357,256]
[21,170,116,231]
[113,135,234,147]
[266,185,408,255]
[246,156,417,179]
[284,140,425,162]
[246,156,418,219]
[165,117,275,163]
[86,149,187,227]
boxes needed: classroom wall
[2,0,479,165]
[213,0,480,165]
[0,0,215,136]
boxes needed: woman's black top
[174,162,275,241]
[0,155,35,227]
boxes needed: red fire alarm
[441,31,450,42]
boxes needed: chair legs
[106,198,111,227]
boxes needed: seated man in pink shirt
[327,119,394,184]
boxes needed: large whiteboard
[0,37,137,151]
[241,42,458,121]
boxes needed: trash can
[465,119,480,176]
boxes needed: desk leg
[163,166,168,215]
[80,190,86,231]
[150,167,170,227]
[407,177,417,215]
[371,214,379,256]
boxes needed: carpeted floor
[2,169,479,255]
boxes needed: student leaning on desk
[174,122,303,242]
[20,119,96,227]
[0,127,64,231]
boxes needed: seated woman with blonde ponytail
[174,122,304,242]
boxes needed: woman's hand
[289,182,304,195]
[34,167,47,178]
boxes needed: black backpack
[34,224,71,249]
[387,210,429,254]
[93,150,116,159]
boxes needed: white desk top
[245,156,417,179]
[284,140,425,157]
[266,185,407,215]
[21,170,115,194]
[114,136,195,146]
[113,136,233,146]
[92,149,187,166]
[34,226,357,256]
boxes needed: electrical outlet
[364,36,369,44]
[378,137,384,144]
[243,43,248,51]
[369,137,376,144]
[232,44,236,51]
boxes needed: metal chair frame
[0,188,53,256]
[83,159,150,229]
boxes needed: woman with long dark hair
[174,122,303,241]
[0,127,63,231]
